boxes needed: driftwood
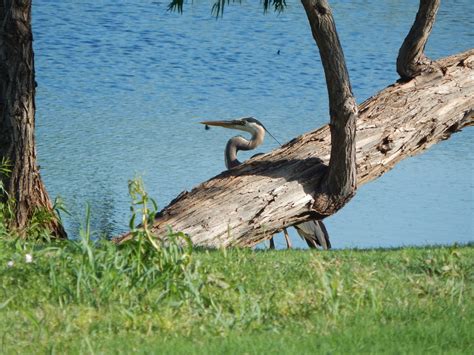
[115,49,473,247]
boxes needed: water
[33,0,473,248]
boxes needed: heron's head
[200,117,266,137]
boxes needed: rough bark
[0,0,65,238]
[397,0,440,80]
[301,0,358,215]
[114,49,473,247]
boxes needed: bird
[200,117,331,250]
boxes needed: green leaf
[167,0,184,13]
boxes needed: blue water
[33,0,473,248]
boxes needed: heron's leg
[269,238,275,249]
[283,228,292,249]
[305,237,318,249]
[317,221,331,250]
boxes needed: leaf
[167,0,184,13]
[0,297,13,310]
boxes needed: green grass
[1,240,472,354]
[0,176,472,353]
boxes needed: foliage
[0,159,62,240]
[0,157,11,198]
[0,159,13,239]
[167,0,287,17]
[0,177,213,309]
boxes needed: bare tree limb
[397,0,441,80]
[301,0,358,216]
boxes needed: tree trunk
[0,0,65,238]
[114,49,473,247]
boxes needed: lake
[33,0,473,248]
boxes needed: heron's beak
[199,120,244,129]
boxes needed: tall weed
[1,177,214,313]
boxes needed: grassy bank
[1,236,472,354]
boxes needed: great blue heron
[200,117,331,250]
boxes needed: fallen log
[115,49,473,247]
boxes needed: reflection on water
[33,0,473,248]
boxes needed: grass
[0,176,472,353]
[1,241,472,354]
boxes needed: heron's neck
[225,130,264,170]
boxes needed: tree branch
[300,0,358,215]
[397,0,441,80]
